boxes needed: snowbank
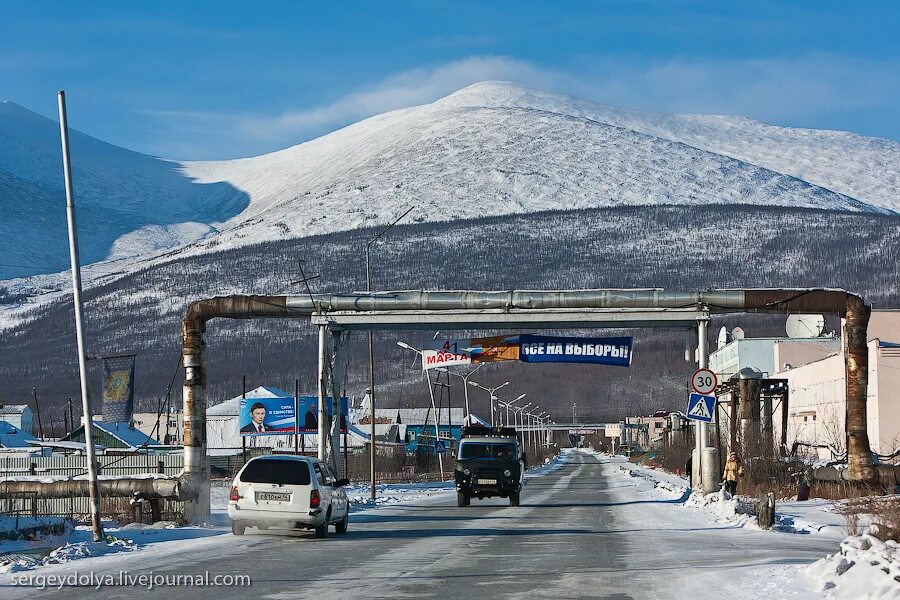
[1,535,138,574]
[807,532,900,599]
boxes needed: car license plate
[256,492,291,502]
[476,478,497,486]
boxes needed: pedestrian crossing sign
[686,393,715,423]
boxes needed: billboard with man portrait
[238,395,349,436]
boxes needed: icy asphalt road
[5,451,838,599]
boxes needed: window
[325,464,340,483]
[458,442,518,460]
[314,463,334,486]
[240,459,311,485]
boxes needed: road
[7,451,837,599]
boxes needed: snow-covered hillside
[181,81,896,258]
[0,101,247,279]
[1,82,898,289]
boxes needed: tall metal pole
[317,324,327,461]
[365,251,376,499]
[424,370,445,480]
[294,378,300,455]
[364,206,413,501]
[58,91,103,542]
[697,318,710,490]
[462,377,471,425]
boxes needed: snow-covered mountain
[0,100,247,279]
[1,81,898,289]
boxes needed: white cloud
[236,56,557,141]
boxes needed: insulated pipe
[0,477,180,499]
[844,295,876,482]
[178,287,876,504]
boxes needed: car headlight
[503,469,512,477]
[463,468,471,476]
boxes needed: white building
[0,404,33,435]
[773,311,900,456]
[132,411,183,445]
[710,336,840,379]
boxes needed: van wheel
[314,521,328,538]
[509,492,520,507]
[457,492,469,507]
[231,521,245,535]
[335,512,349,534]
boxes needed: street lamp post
[364,207,413,501]
[538,412,549,448]
[396,341,445,480]
[504,394,526,426]
[517,402,532,448]
[527,410,541,452]
[457,365,483,425]
[468,380,509,427]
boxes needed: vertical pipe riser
[844,297,876,482]
[182,319,205,472]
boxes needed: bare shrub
[652,433,694,476]
[837,495,900,541]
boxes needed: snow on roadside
[806,533,900,599]
[343,482,454,512]
[1,535,138,574]
[606,453,849,536]
[603,453,900,598]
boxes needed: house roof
[0,420,38,448]
[94,421,161,448]
[397,407,467,426]
[0,404,30,415]
[207,386,293,417]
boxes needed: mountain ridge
[1,81,898,302]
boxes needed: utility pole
[58,90,103,542]
[364,206,412,501]
[32,388,45,439]
[241,375,247,463]
[294,378,300,455]
[67,398,74,436]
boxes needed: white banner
[421,339,472,370]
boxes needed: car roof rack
[461,425,518,439]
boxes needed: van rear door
[237,459,313,512]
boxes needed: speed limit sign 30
[690,368,718,395]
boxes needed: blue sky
[3,1,899,159]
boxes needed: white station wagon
[228,455,350,538]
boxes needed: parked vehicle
[454,426,525,507]
[228,455,350,538]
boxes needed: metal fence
[0,454,184,522]
[0,454,183,478]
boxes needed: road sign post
[686,393,715,422]
[690,368,718,395]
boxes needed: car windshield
[240,459,311,485]
[458,442,518,460]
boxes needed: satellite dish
[717,326,728,349]
[786,314,825,338]
[731,327,745,340]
